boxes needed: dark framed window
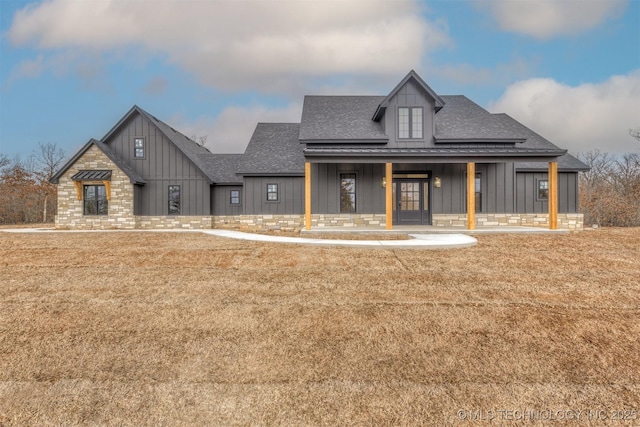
[266,184,278,202]
[134,137,145,158]
[475,173,482,213]
[340,173,356,213]
[83,185,108,215]
[538,179,549,200]
[168,185,180,215]
[398,107,423,139]
[230,189,241,205]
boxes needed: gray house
[51,70,588,231]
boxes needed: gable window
[538,179,549,200]
[230,189,241,205]
[398,107,423,139]
[266,184,279,201]
[340,173,356,213]
[134,137,145,158]
[168,185,180,215]
[84,185,108,215]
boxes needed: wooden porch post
[467,162,475,230]
[305,162,311,231]
[549,161,558,230]
[385,162,393,230]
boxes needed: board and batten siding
[211,186,243,216]
[105,112,211,216]
[312,164,386,214]
[384,79,436,147]
[516,172,579,213]
[243,177,304,215]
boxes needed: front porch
[304,161,562,231]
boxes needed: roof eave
[435,138,527,144]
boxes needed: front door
[393,179,431,225]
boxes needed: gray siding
[243,177,304,214]
[396,163,467,214]
[384,79,436,147]
[475,163,516,213]
[212,185,243,215]
[312,164,386,214]
[105,112,211,215]
[516,172,579,213]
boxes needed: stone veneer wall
[213,215,304,232]
[212,213,387,232]
[55,145,136,229]
[136,216,213,229]
[432,213,584,231]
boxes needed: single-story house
[51,70,589,231]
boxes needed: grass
[0,228,638,426]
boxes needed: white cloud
[170,103,303,153]
[482,0,627,39]
[488,71,640,154]
[7,0,450,94]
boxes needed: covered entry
[392,173,431,225]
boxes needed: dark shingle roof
[197,153,243,184]
[238,123,304,175]
[299,96,387,142]
[435,96,527,142]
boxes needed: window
[340,173,356,213]
[230,189,241,205]
[168,185,180,215]
[134,138,145,158]
[266,184,278,201]
[83,185,108,215]
[538,179,549,200]
[398,107,423,139]
[475,173,482,213]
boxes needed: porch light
[434,176,441,188]
[381,176,387,188]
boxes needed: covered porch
[303,155,561,231]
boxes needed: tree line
[1,143,639,227]
[0,143,65,224]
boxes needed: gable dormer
[372,70,444,146]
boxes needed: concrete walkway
[2,227,478,249]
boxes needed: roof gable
[372,70,445,121]
[50,139,146,185]
[101,105,218,183]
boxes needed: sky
[1,0,639,161]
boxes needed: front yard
[0,228,638,425]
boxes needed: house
[51,70,589,231]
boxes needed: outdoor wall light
[381,176,387,188]
[434,176,441,188]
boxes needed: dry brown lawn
[0,228,638,426]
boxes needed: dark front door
[393,179,431,225]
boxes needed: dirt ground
[0,228,638,426]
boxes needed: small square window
[134,138,145,158]
[230,190,241,205]
[538,179,549,200]
[266,184,278,201]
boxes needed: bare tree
[31,142,66,181]
[629,128,640,142]
[190,134,209,148]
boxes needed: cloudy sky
[1,0,638,159]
